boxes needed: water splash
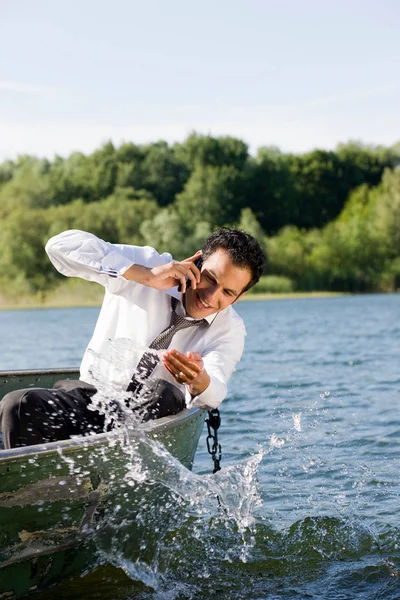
[98,435,265,573]
[269,434,285,449]
[64,339,269,591]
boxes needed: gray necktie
[127,296,208,393]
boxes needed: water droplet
[292,412,302,432]
[270,434,285,448]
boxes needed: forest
[0,133,399,302]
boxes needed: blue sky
[1,0,399,160]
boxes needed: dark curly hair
[202,228,265,294]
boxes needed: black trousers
[0,379,186,450]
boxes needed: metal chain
[206,409,221,474]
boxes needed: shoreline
[0,291,348,311]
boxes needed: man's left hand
[161,350,210,397]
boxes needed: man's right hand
[123,251,202,293]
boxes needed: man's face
[184,249,252,319]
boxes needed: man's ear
[233,291,247,304]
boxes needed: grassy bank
[0,280,104,310]
[0,279,346,311]
[242,291,345,301]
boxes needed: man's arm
[162,319,246,410]
[46,229,201,294]
[46,230,160,293]
[122,251,202,293]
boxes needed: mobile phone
[178,256,203,291]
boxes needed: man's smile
[196,292,213,310]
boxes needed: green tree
[47,153,89,206]
[246,147,294,234]
[0,159,16,185]
[139,141,189,206]
[140,207,212,259]
[0,158,52,217]
[175,133,249,171]
[48,142,119,205]
[236,207,268,260]
[267,226,312,283]
[46,191,159,247]
[174,164,246,229]
[336,141,399,190]
[85,141,118,200]
[0,208,54,292]
[286,150,347,229]
[306,170,400,291]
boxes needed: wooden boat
[0,369,205,598]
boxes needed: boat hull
[0,369,205,598]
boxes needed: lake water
[1,294,400,599]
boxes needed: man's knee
[0,390,31,448]
[138,379,186,422]
[0,388,54,449]
[0,390,26,421]
[0,389,46,428]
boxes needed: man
[0,228,265,449]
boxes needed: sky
[1,0,400,161]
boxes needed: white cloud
[0,96,399,161]
[0,80,64,98]
[298,83,400,111]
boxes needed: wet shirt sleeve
[185,317,246,411]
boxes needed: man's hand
[123,251,202,293]
[161,350,210,397]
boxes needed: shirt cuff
[100,251,135,278]
[185,376,226,411]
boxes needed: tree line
[0,133,399,297]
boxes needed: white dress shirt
[45,230,246,410]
